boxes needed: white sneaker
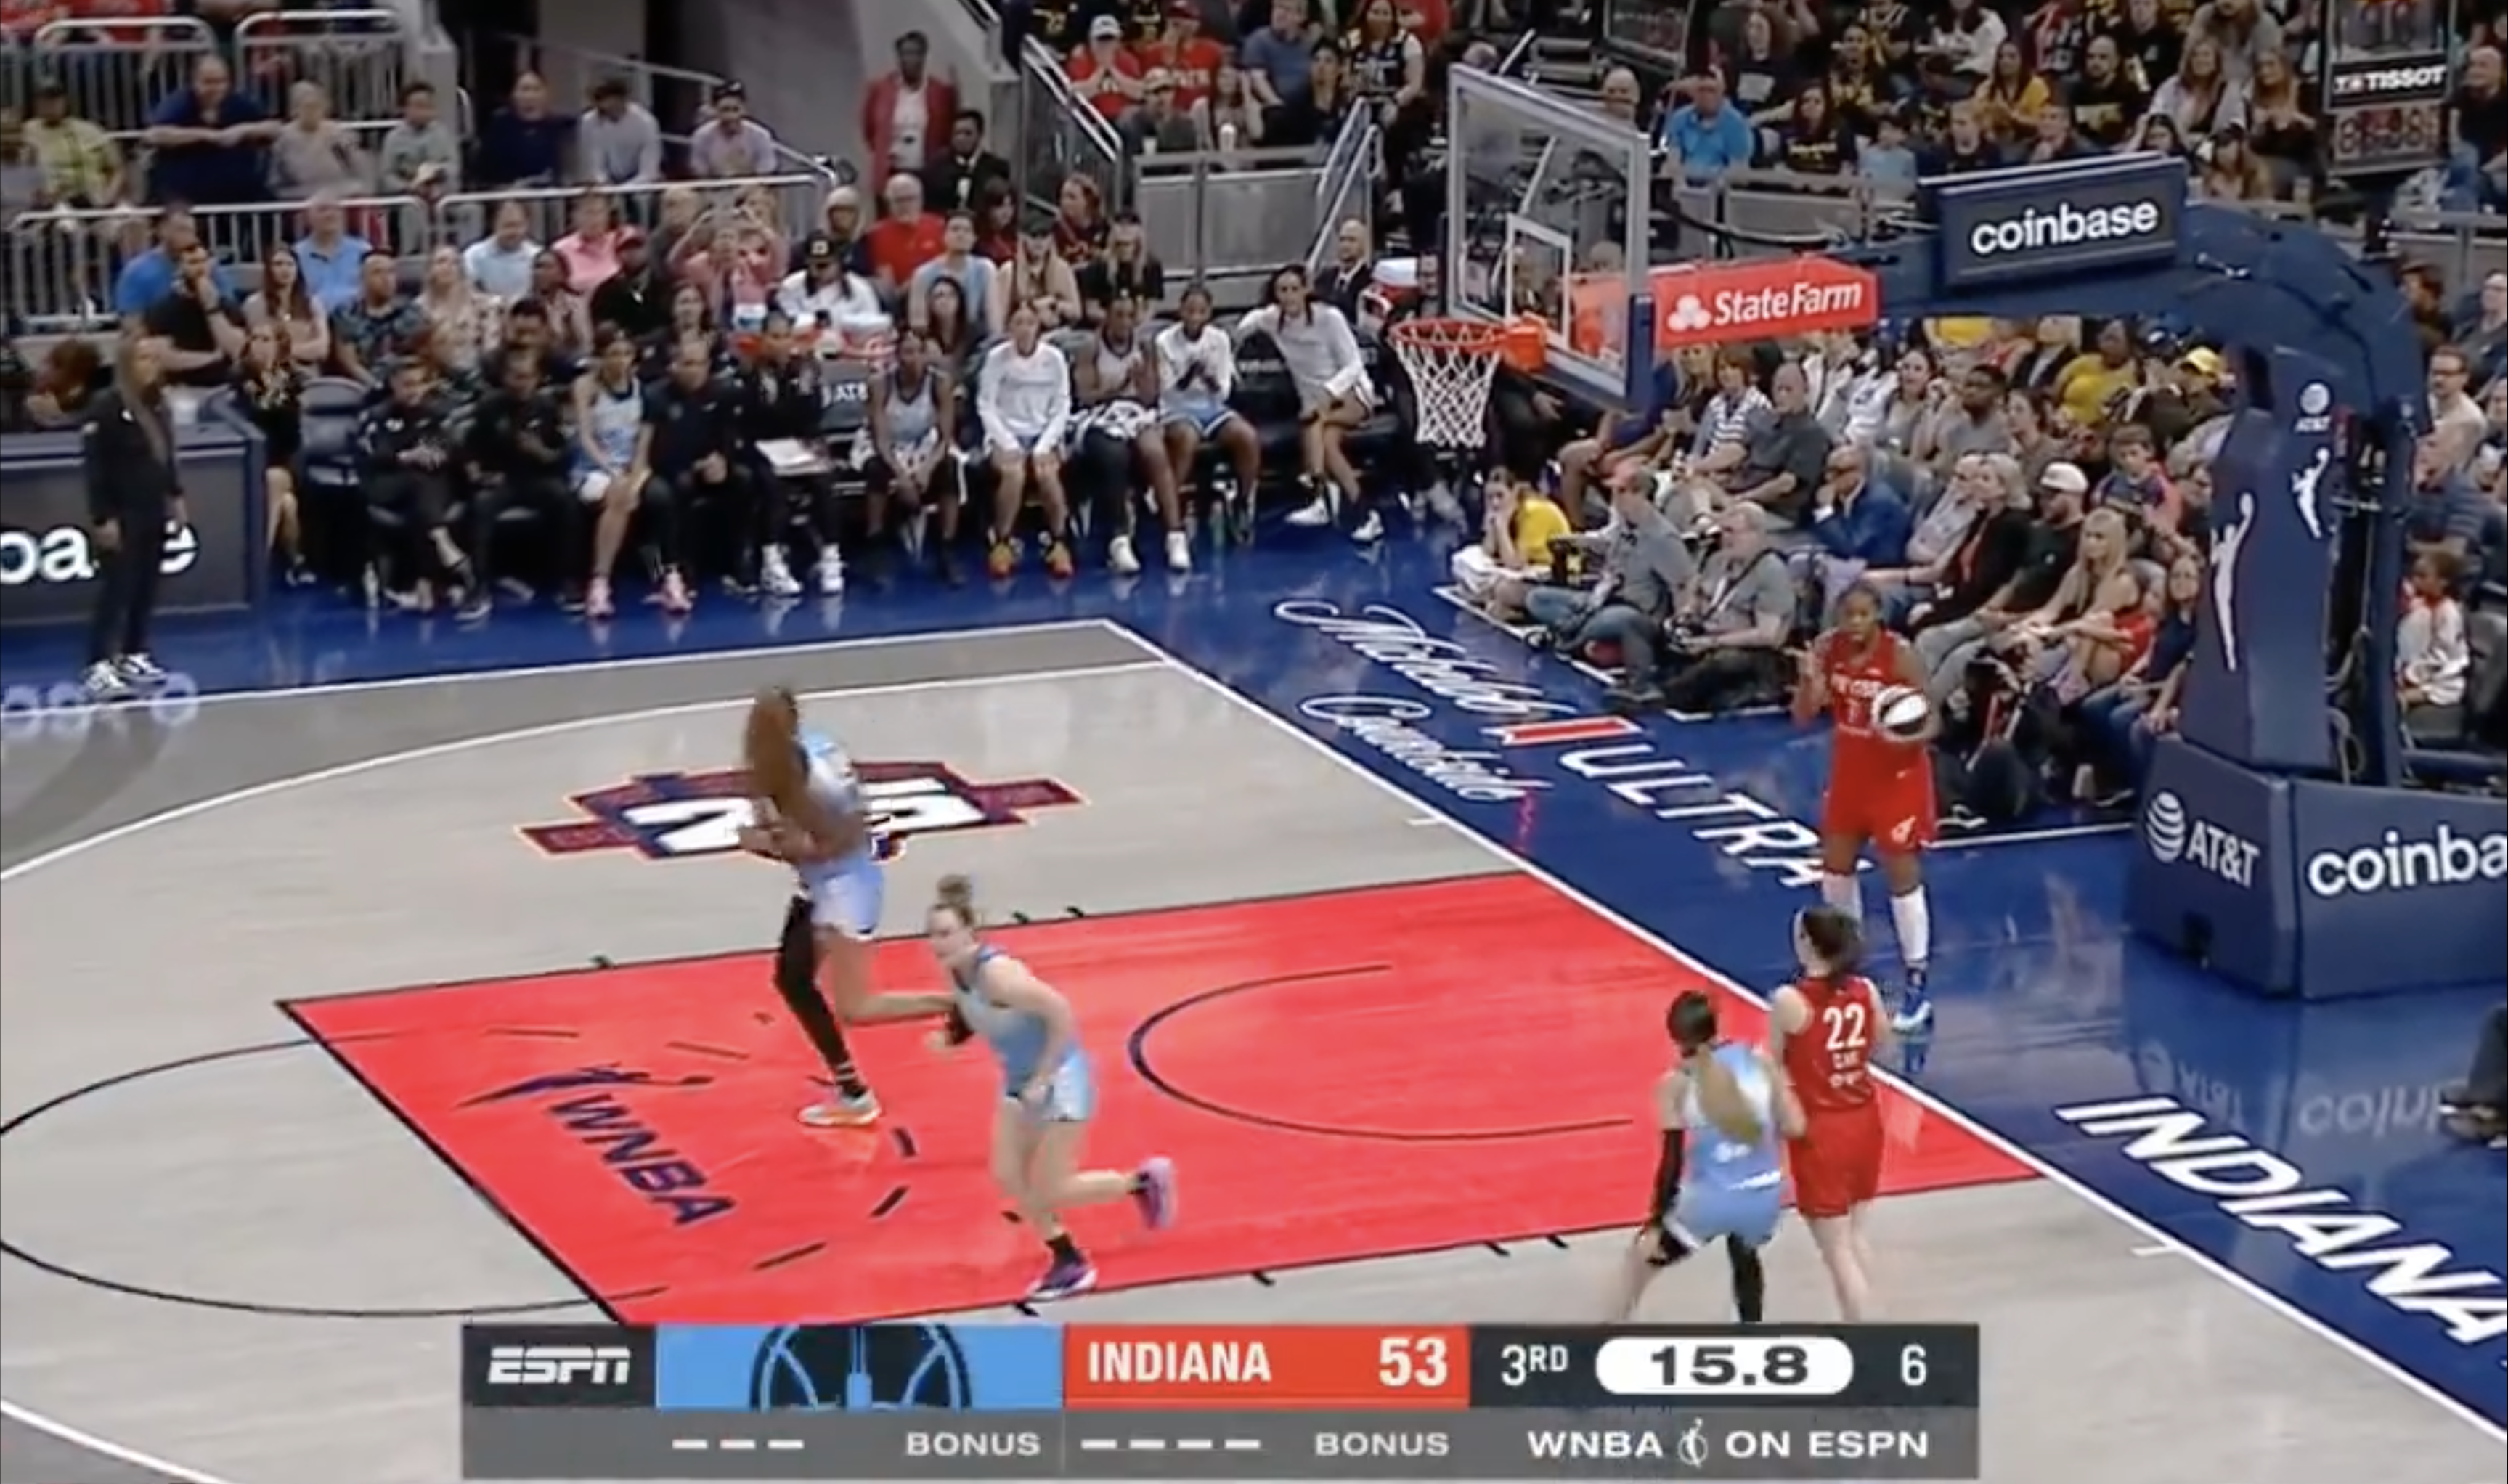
[815,547,844,596]
[1163,529,1192,572]
[1285,494,1334,527]
[758,544,802,598]
[1107,533,1142,576]
[82,661,130,701]
[115,653,168,686]
[1351,509,1385,544]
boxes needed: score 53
[1376,1337,1452,1387]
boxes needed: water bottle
[1218,120,1238,152]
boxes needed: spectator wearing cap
[1070,14,1148,123]
[1911,458,2089,700]
[863,30,958,178]
[587,228,666,340]
[292,192,372,314]
[579,77,665,189]
[1142,1,1226,110]
[143,55,277,205]
[2127,345,2227,452]
[474,73,572,189]
[691,83,780,179]
[25,77,122,208]
[1005,211,1083,328]
[863,172,950,295]
[781,234,889,337]
[1128,70,1204,152]
[1241,0,1322,118]
[804,184,875,277]
[924,109,1011,216]
[1659,74,1755,182]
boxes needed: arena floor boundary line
[0,617,1122,717]
[1095,618,2508,1444]
[0,1400,237,1484]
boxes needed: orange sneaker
[1043,538,1075,579]
[987,537,1018,579]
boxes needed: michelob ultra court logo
[1929,155,2187,290]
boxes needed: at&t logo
[2144,789,2260,887]
[0,525,201,587]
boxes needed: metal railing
[1655,168,2504,293]
[9,8,412,139]
[950,0,1128,216]
[4,169,829,328]
[1303,108,1383,278]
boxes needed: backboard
[1445,68,1653,410]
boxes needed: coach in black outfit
[643,335,751,584]
[80,336,187,701]
[465,354,585,614]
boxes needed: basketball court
[1,619,2499,1484]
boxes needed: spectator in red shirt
[1067,13,1146,123]
[1140,1,1224,110]
[860,171,948,295]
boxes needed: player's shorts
[1820,762,1937,853]
[1666,1172,1784,1252]
[1789,1106,1886,1220]
[1006,1052,1096,1123]
[1160,395,1240,438]
[799,849,884,941]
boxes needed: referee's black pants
[86,500,167,666]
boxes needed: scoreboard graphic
[460,1323,1983,1479]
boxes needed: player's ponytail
[1798,905,1863,990]
[934,873,979,925]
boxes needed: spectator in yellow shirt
[25,78,123,208]
[1452,469,1574,621]
[1975,41,2053,144]
[2053,319,2143,429]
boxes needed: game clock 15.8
[1596,1337,1863,1398]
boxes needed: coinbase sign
[1927,154,2187,292]
[2303,826,2508,899]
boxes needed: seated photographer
[863,328,970,586]
[638,334,752,606]
[1155,282,1262,519]
[357,359,472,614]
[1657,502,1799,716]
[1520,469,1695,705]
[2440,1005,2507,1149]
[2069,550,2199,802]
[736,310,848,599]
[463,351,585,617]
[1451,469,1573,622]
[1912,460,2090,701]
[1070,296,1189,576]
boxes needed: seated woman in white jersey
[863,327,970,584]
[1233,261,1381,542]
[1156,282,1263,540]
[569,329,677,622]
[1609,991,1803,1322]
[1069,294,1191,576]
[851,876,1178,1302]
[736,688,888,1128]
[974,300,1079,579]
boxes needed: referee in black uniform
[80,335,187,701]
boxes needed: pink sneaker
[585,577,615,620]
[659,569,693,613]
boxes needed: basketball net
[1387,315,1548,452]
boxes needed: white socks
[1889,887,1931,972]
[1820,872,1863,922]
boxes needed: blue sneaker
[1892,969,1933,1076]
[1027,1255,1099,1302]
[1132,1157,1177,1230]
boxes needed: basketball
[1873,685,1931,741]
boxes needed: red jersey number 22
[1823,1001,1870,1064]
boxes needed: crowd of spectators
[1620,0,2508,218]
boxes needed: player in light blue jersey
[852,874,1176,1302]
[738,688,885,1128]
[1609,990,1803,1322]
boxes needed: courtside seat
[296,376,372,582]
[1229,329,1409,497]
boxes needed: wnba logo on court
[521,762,1080,860]
[463,1065,735,1227]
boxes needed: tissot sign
[1926,155,2188,293]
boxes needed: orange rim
[1388,315,1547,374]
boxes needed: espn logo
[486,1345,635,1385]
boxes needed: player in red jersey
[1770,904,1892,1320]
[1790,581,1940,1051]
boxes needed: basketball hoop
[1387,315,1547,452]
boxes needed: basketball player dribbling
[1771,906,1892,1321]
[1608,991,1804,1324]
[737,688,885,1128]
[1792,582,1940,1055]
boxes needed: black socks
[1727,1236,1767,1324]
[1049,1234,1084,1263]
